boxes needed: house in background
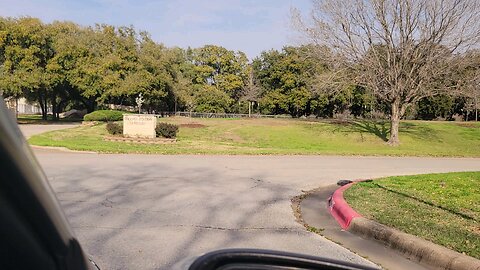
[4,97,51,116]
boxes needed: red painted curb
[328,183,362,229]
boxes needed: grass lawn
[344,172,480,259]
[17,114,82,124]
[28,117,480,156]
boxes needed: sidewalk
[297,185,431,270]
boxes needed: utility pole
[174,95,177,116]
[475,95,478,122]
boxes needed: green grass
[17,114,82,124]
[28,117,480,156]
[344,172,480,259]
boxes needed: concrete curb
[329,183,480,270]
[349,218,480,270]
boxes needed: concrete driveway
[22,125,480,269]
[19,123,79,138]
[31,150,480,269]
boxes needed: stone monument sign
[123,114,156,138]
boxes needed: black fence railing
[154,112,292,119]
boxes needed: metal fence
[155,111,292,119]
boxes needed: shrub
[155,122,179,138]
[84,110,124,122]
[106,122,123,135]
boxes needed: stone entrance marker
[123,114,156,138]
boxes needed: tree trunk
[43,101,48,120]
[51,98,58,121]
[38,93,47,120]
[174,97,177,114]
[388,100,401,146]
[85,99,97,113]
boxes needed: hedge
[106,122,123,135]
[83,110,124,122]
[155,122,179,138]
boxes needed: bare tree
[293,0,480,145]
[241,66,261,117]
[458,50,480,121]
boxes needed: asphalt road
[22,125,480,269]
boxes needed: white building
[4,97,50,115]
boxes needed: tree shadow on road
[48,161,342,269]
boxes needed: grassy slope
[344,172,480,259]
[28,117,480,156]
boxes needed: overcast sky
[0,0,311,59]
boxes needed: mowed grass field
[17,114,83,124]
[344,172,480,259]
[28,117,480,156]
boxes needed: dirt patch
[456,123,480,128]
[223,131,245,143]
[302,119,354,126]
[225,118,294,127]
[290,187,323,228]
[329,119,354,126]
[291,193,307,226]
[104,136,176,144]
[470,225,480,236]
[179,123,206,128]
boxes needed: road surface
[22,125,480,269]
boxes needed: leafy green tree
[194,85,232,113]
[253,46,326,117]
[0,17,53,119]
[259,90,288,114]
[183,45,249,113]
[416,95,455,120]
[44,21,85,119]
[348,85,373,118]
[113,34,176,112]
